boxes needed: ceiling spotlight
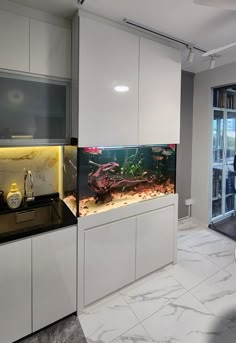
[209,56,216,69]
[78,0,85,5]
[187,47,195,63]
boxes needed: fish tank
[78,145,176,217]
[63,145,78,216]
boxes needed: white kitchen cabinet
[136,205,175,279]
[139,37,181,144]
[0,239,31,343]
[84,217,136,305]
[32,226,77,331]
[0,10,29,72]
[77,195,178,311]
[30,19,71,78]
[78,16,139,146]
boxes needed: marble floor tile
[177,241,206,263]
[177,227,207,243]
[206,245,235,268]
[112,324,153,343]
[166,251,221,290]
[178,218,200,231]
[190,269,236,320]
[18,315,87,343]
[184,233,236,268]
[225,261,236,277]
[120,269,186,321]
[183,229,223,248]
[142,292,235,343]
[79,294,139,343]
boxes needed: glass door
[212,86,236,221]
[212,109,224,219]
[225,111,236,213]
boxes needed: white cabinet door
[136,206,175,279]
[0,10,29,72]
[32,226,77,331]
[79,16,139,146]
[84,217,136,305]
[139,37,181,144]
[0,239,31,343]
[30,19,71,78]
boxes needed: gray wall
[176,71,194,219]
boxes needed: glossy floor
[79,220,236,343]
[18,220,236,343]
[17,315,87,343]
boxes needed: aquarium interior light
[96,144,175,150]
[113,85,129,93]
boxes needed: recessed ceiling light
[114,85,130,93]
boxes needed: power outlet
[185,198,193,206]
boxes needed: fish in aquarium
[78,146,176,217]
[83,147,102,155]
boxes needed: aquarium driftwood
[88,161,155,204]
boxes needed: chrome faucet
[24,170,34,204]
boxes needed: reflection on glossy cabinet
[0,239,31,343]
[0,10,29,72]
[30,19,71,78]
[79,16,139,146]
[139,37,181,144]
[136,206,175,279]
[32,226,77,331]
[84,217,136,305]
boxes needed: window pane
[225,111,236,213]
[212,165,222,218]
[213,110,223,163]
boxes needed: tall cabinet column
[78,16,139,147]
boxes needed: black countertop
[0,193,77,244]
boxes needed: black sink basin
[0,204,62,235]
[0,194,77,244]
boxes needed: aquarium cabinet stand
[77,194,178,311]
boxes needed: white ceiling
[9,0,78,18]
[9,0,236,73]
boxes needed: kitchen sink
[0,204,62,234]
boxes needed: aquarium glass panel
[78,145,176,217]
[63,146,77,216]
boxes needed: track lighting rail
[123,18,207,54]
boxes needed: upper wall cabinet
[78,16,139,147]
[139,37,181,144]
[30,20,71,79]
[0,10,29,72]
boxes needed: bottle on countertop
[7,183,22,209]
